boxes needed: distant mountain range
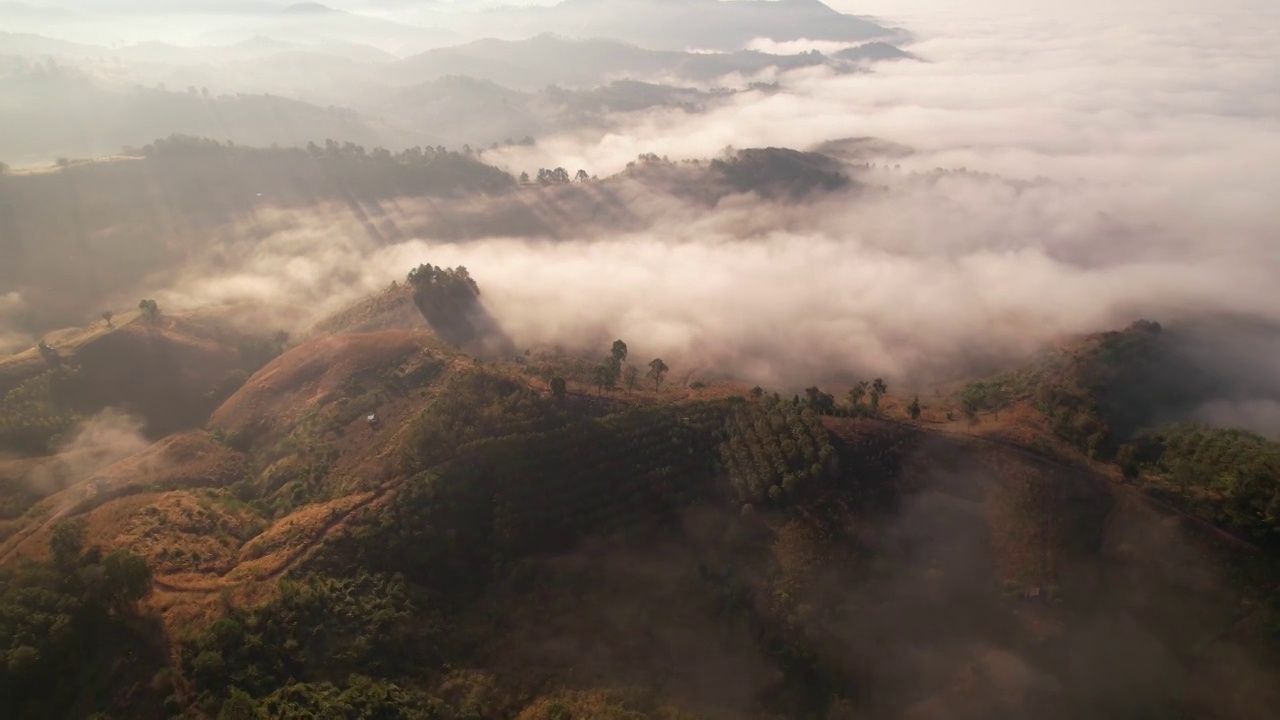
[0,0,916,160]
[410,0,905,51]
[393,33,842,90]
[0,64,390,164]
[377,76,744,147]
[0,0,905,54]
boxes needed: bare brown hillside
[2,327,1278,718]
[208,329,437,449]
[306,282,424,336]
[0,431,245,565]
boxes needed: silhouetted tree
[593,364,614,395]
[597,339,628,388]
[138,298,161,324]
[549,376,567,399]
[648,358,669,391]
[101,310,113,328]
[575,169,589,182]
[907,395,921,420]
[869,378,888,411]
[624,366,640,392]
[804,386,836,415]
[847,381,869,411]
[100,549,152,613]
[519,171,530,183]
[50,518,85,569]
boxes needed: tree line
[519,168,593,185]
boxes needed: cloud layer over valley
[5,1,1279,406]
[120,2,1279,401]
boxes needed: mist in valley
[3,1,1280,718]
[88,3,1277,401]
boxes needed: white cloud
[17,1,1280,395]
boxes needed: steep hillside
[208,329,441,453]
[0,430,246,565]
[954,319,1280,545]
[0,312,283,456]
[4,258,1280,719]
[3,316,1277,718]
[306,281,422,335]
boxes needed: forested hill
[2,247,1280,720]
[0,136,514,333]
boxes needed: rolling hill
[2,256,1279,718]
[0,63,389,164]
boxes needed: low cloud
[146,147,1279,391]
[1194,400,1280,440]
[10,2,1279,399]
[19,409,150,501]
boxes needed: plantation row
[718,398,835,505]
[313,400,730,600]
[0,368,90,454]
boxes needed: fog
[31,408,150,498]
[0,409,148,540]
[3,2,1279,715]
[468,2,1279,391]
[1,1,1254,398]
